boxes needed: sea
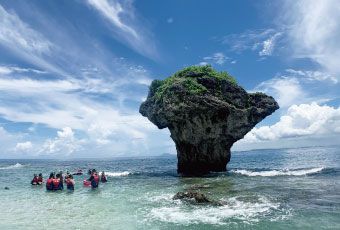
[0,146,339,230]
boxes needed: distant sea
[0,146,339,229]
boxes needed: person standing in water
[88,169,99,188]
[53,173,63,191]
[46,173,54,191]
[65,174,75,190]
[100,171,107,183]
[37,173,43,185]
[31,174,39,185]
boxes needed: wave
[231,167,324,177]
[105,171,131,177]
[0,163,25,169]
[148,196,287,225]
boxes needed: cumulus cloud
[40,127,83,155]
[15,141,33,152]
[253,77,306,108]
[242,103,340,143]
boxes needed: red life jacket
[46,178,53,190]
[32,177,39,183]
[37,177,43,183]
[52,178,60,187]
[46,178,53,185]
[93,174,99,183]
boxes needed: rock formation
[140,65,279,175]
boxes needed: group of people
[45,171,75,191]
[30,169,107,191]
[31,173,43,185]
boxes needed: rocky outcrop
[140,65,279,175]
[173,190,224,206]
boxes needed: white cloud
[87,0,158,59]
[280,0,340,75]
[241,103,340,143]
[0,65,46,75]
[285,69,338,84]
[259,33,281,56]
[0,5,66,76]
[203,52,229,65]
[198,62,209,66]
[40,127,83,155]
[15,141,32,152]
[222,29,282,57]
[253,77,305,108]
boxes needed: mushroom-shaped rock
[140,65,279,175]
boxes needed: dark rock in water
[174,191,209,203]
[140,65,279,175]
[4,187,9,190]
[173,190,224,206]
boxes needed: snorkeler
[31,174,39,185]
[37,173,43,185]
[100,171,107,183]
[46,173,54,191]
[65,174,75,190]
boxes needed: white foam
[149,196,280,225]
[231,167,324,177]
[0,163,25,169]
[105,171,130,177]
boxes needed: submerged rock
[140,65,279,175]
[173,191,211,203]
[173,190,223,206]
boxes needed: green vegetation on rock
[150,65,237,101]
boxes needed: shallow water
[0,146,339,229]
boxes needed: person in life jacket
[58,171,64,190]
[31,174,39,185]
[37,173,43,185]
[88,169,99,188]
[100,171,107,183]
[53,173,63,191]
[66,174,75,190]
[46,173,54,191]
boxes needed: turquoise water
[0,146,339,229]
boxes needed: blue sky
[0,0,340,158]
